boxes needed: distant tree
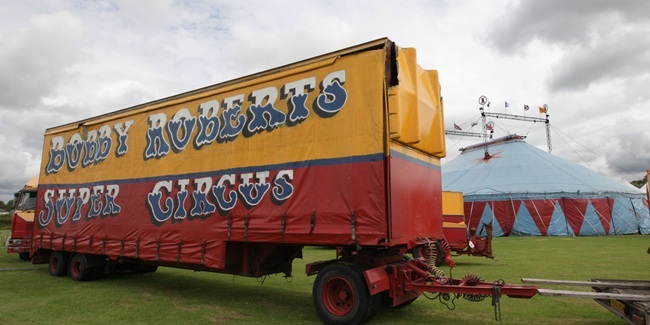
[630,177,647,189]
[0,200,14,212]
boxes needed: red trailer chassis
[306,245,537,324]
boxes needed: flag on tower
[454,123,462,130]
[524,104,530,111]
[505,101,509,108]
[539,105,547,113]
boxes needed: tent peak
[461,134,526,154]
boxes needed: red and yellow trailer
[30,38,536,324]
[441,191,493,259]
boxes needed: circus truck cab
[7,176,38,261]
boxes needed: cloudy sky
[0,0,648,202]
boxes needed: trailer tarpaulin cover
[34,39,447,269]
[35,45,394,268]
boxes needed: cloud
[0,11,84,109]
[605,113,650,175]
[548,29,650,92]
[489,0,650,50]
[0,133,41,200]
[488,0,650,92]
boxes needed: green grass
[0,235,648,324]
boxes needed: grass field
[1,232,648,324]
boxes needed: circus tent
[442,135,650,237]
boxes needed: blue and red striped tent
[442,135,650,236]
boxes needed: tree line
[0,200,15,213]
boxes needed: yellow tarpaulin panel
[442,191,464,216]
[39,50,386,184]
[388,47,446,157]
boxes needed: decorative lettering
[82,130,98,167]
[114,120,133,157]
[46,137,65,174]
[46,120,133,174]
[284,77,316,125]
[246,87,286,135]
[55,189,75,226]
[272,170,294,203]
[195,100,221,149]
[43,70,348,176]
[238,171,271,208]
[146,169,294,226]
[190,177,216,218]
[37,190,55,226]
[65,134,84,171]
[167,108,197,152]
[147,181,174,225]
[315,70,347,116]
[96,125,112,163]
[174,179,189,220]
[219,94,246,141]
[144,113,171,159]
[213,174,237,214]
[37,184,121,228]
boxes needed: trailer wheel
[49,251,69,276]
[313,262,375,325]
[69,254,92,281]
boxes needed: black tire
[69,254,92,281]
[313,262,376,325]
[49,251,69,276]
[19,252,31,261]
[368,291,383,319]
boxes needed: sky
[0,0,648,202]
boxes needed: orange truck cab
[7,176,38,261]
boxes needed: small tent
[442,135,650,236]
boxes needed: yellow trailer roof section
[442,191,464,216]
[388,47,446,158]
